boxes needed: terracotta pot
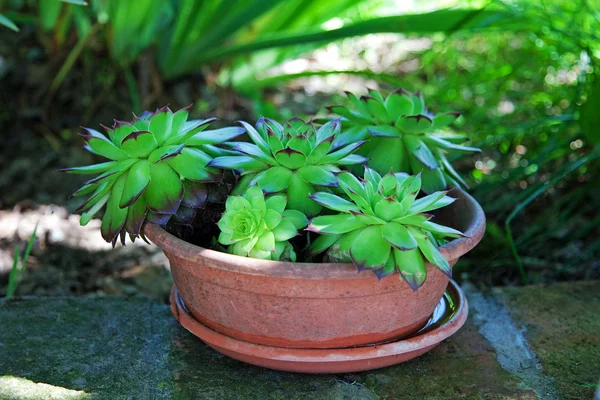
[145,188,485,349]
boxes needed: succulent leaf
[120,160,151,208]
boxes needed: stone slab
[0,294,539,399]
[496,281,600,400]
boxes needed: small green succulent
[61,105,244,245]
[209,117,367,217]
[307,167,464,290]
[329,89,481,193]
[217,185,308,261]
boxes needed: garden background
[0,0,598,302]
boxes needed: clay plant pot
[144,188,485,349]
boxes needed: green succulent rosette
[61,105,244,245]
[328,89,481,193]
[217,186,308,261]
[209,117,367,217]
[306,167,465,290]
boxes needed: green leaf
[255,231,276,252]
[350,225,390,269]
[409,226,451,277]
[363,96,391,123]
[265,195,287,214]
[149,108,174,145]
[209,156,268,172]
[186,126,246,146]
[120,160,151,208]
[364,167,382,185]
[84,136,129,161]
[282,209,308,229]
[245,185,266,212]
[272,219,297,242]
[410,191,455,214]
[287,136,312,155]
[364,137,410,175]
[229,142,277,164]
[309,192,360,213]
[332,126,369,149]
[425,136,481,153]
[264,209,282,230]
[318,141,365,164]
[385,89,413,119]
[253,166,293,193]
[316,119,341,143]
[420,166,447,193]
[167,118,218,145]
[267,129,284,153]
[432,112,461,129]
[169,106,190,137]
[367,125,401,138]
[416,221,463,238]
[108,122,135,146]
[125,196,148,237]
[396,115,433,134]
[168,148,218,182]
[297,165,337,187]
[307,233,341,256]
[338,154,368,165]
[148,144,185,164]
[275,148,307,169]
[121,131,159,158]
[437,150,468,188]
[306,137,334,164]
[59,161,116,174]
[374,198,405,221]
[307,214,365,234]
[286,172,321,216]
[0,14,19,32]
[403,136,439,170]
[144,163,184,214]
[382,222,417,250]
[394,248,427,291]
[101,174,128,243]
[238,121,270,155]
[411,92,425,114]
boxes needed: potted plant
[63,90,485,373]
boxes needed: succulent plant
[61,105,244,245]
[209,117,367,217]
[328,89,480,193]
[217,185,308,261]
[306,167,464,290]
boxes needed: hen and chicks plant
[210,117,367,216]
[65,90,472,288]
[329,89,480,193]
[307,168,463,290]
[62,105,244,245]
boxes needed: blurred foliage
[0,0,598,285]
[250,0,600,284]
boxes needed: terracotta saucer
[169,280,468,374]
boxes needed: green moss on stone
[496,281,600,400]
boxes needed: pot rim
[143,188,485,279]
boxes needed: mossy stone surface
[496,281,600,400]
[0,294,546,399]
